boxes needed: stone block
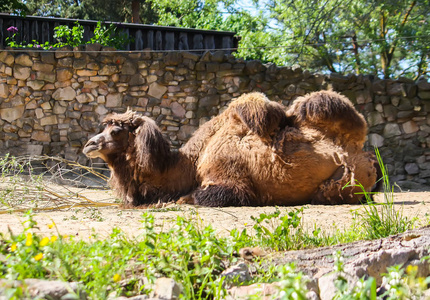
[37,71,56,83]
[15,54,32,67]
[40,115,58,126]
[169,102,185,118]
[25,145,44,156]
[53,86,76,101]
[106,93,123,107]
[33,61,54,72]
[198,95,219,108]
[402,121,419,134]
[417,80,430,91]
[418,91,430,100]
[13,65,31,80]
[0,52,14,65]
[121,60,137,75]
[151,278,182,300]
[405,163,419,175]
[31,131,50,142]
[53,103,67,114]
[0,83,9,98]
[368,133,384,147]
[27,80,45,90]
[57,68,73,81]
[0,105,24,122]
[178,125,197,140]
[367,111,384,127]
[383,123,401,138]
[99,64,118,76]
[148,82,167,99]
[76,93,94,104]
[77,69,98,76]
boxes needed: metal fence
[0,13,239,52]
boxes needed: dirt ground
[1,187,430,241]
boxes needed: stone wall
[0,45,429,188]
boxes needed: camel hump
[229,92,292,137]
[288,90,367,147]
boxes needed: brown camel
[83,90,379,207]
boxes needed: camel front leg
[192,176,258,207]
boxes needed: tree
[24,0,158,24]
[262,0,430,79]
[0,0,28,15]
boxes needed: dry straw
[0,155,118,214]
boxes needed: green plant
[6,21,132,50]
[351,148,416,240]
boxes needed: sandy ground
[1,187,430,241]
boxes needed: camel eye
[111,127,123,136]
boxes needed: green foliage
[351,148,416,240]
[333,251,430,299]
[0,0,28,15]
[6,21,132,50]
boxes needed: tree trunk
[131,0,140,24]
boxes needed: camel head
[83,109,145,163]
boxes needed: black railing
[0,13,239,52]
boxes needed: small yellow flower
[62,235,68,240]
[40,237,50,247]
[25,233,33,247]
[406,265,418,275]
[10,243,17,252]
[48,222,55,229]
[34,253,43,261]
[113,274,121,283]
[51,235,58,243]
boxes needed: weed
[351,148,416,239]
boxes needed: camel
[83,90,379,207]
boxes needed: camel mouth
[82,145,101,158]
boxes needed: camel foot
[176,194,194,205]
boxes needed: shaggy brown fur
[83,109,196,206]
[83,91,379,207]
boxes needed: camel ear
[130,116,145,132]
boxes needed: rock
[106,93,123,107]
[52,87,76,101]
[226,282,280,299]
[198,95,219,108]
[33,61,54,72]
[383,123,401,138]
[151,277,182,300]
[417,80,430,91]
[15,54,33,67]
[402,121,419,134]
[27,80,45,90]
[245,60,265,74]
[170,102,186,118]
[77,69,98,76]
[76,93,95,104]
[0,105,24,122]
[0,83,9,98]
[99,65,118,76]
[368,133,384,147]
[37,71,56,82]
[405,163,420,175]
[57,68,73,81]
[31,130,51,142]
[220,263,251,288]
[121,60,137,75]
[24,279,86,300]
[148,83,167,99]
[25,144,44,156]
[367,111,384,126]
[40,115,58,126]
[13,65,31,80]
